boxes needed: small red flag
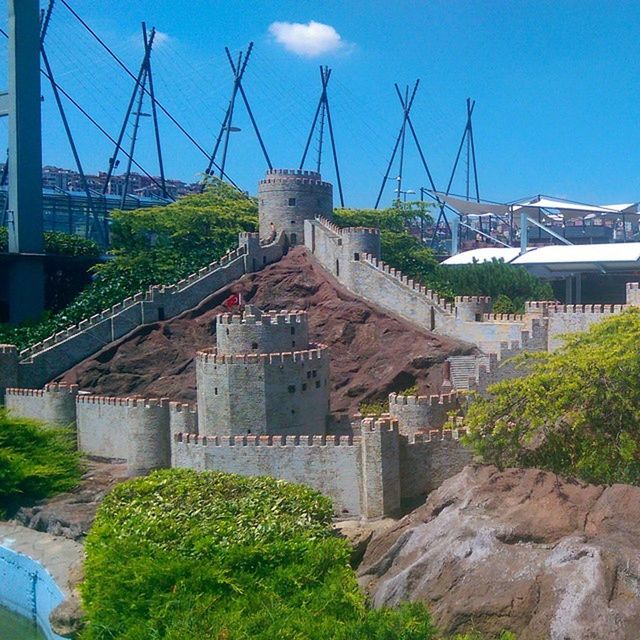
[222,293,240,310]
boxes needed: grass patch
[0,409,83,517]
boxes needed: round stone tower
[196,306,330,437]
[258,169,333,246]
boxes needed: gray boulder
[358,465,640,640]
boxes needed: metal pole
[324,96,344,207]
[374,80,419,209]
[120,66,148,209]
[218,50,241,179]
[58,0,238,187]
[102,38,150,194]
[144,24,167,199]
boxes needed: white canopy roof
[441,247,523,265]
[443,242,640,274]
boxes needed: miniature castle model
[197,307,329,436]
[3,168,640,519]
[258,169,333,246]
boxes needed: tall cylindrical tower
[258,169,333,246]
[196,307,330,436]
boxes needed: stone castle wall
[388,391,461,436]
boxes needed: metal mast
[203,42,272,182]
[299,66,344,207]
[374,80,438,209]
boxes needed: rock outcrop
[358,465,640,640]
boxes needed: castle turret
[196,307,330,437]
[258,169,333,246]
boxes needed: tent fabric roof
[511,243,640,265]
[442,243,640,273]
[433,192,639,218]
[432,192,512,217]
[441,247,523,265]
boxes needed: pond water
[0,606,46,640]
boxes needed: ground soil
[58,247,473,416]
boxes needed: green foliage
[81,469,438,640]
[439,260,553,311]
[491,294,518,315]
[0,226,100,257]
[0,409,83,517]
[0,181,257,350]
[463,308,640,486]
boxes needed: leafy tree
[463,308,640,486]
[0,409,83,517]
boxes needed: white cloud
[268,21,351,58]
[152,31,171,48]
[130,29,172,50]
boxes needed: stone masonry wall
[5,383,78,426]
[196,346,329,437]
[399,429,473,500]
[388,391,461,436]
[173,432,363,516]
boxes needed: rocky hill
[58,247,473,415]
[358,465,640,640]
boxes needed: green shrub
[463,308,640,485]
[0,409,83,517]
[81,469,438,640]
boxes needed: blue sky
[1,1,639,207]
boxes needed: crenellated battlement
[314,216,379,236]
[481,313,526,322]
[455,295,492,304]
[217,309,307,326]
[408,427,468,444]
[197,344,327,365]
[76,395,171,408]
[259,168,331,188]
[174,432,356,446]
[6,387,46,398]
[0,344,17,354]
[362,254,453,313]
[388,391,460,407]
[169,401,197,414]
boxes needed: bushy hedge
[81,469,438,640]
[463,308,640,486]
[0,180,257,350]
[0,409,83,517]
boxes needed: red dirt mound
[58,247,473,416]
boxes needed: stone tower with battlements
[258,169,333,246]
[196,306,330,437]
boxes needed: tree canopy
[463,308,640,486]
